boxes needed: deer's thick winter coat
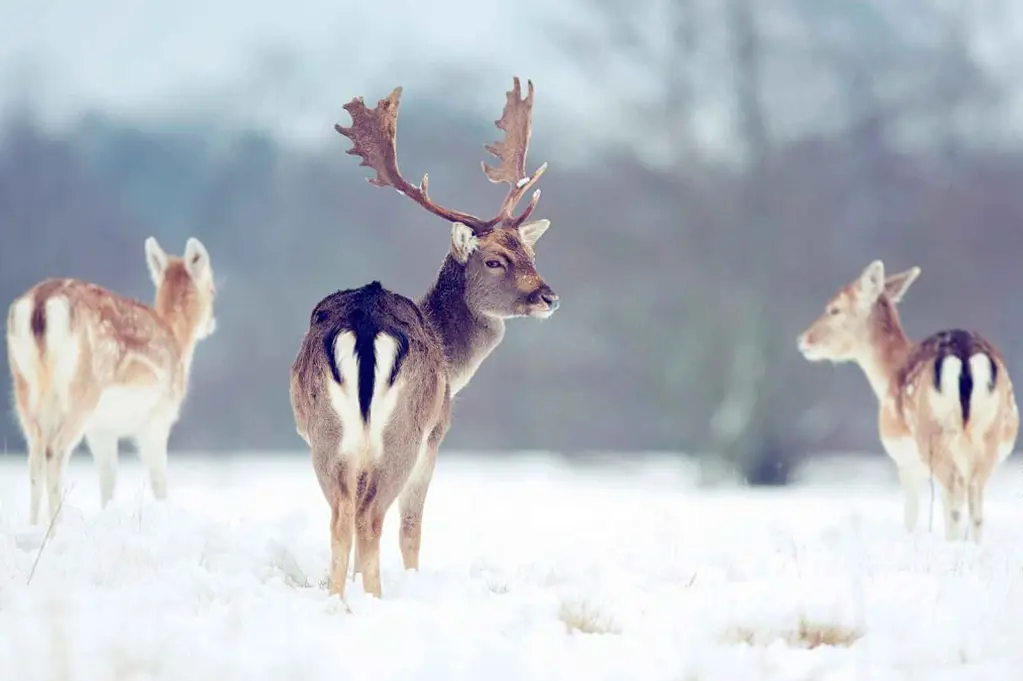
[798,260,1017,542]
[291,77,559,599]
[6,237,217,524]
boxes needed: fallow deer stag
[290,77,559,600]
[6,237,217,524]
[797,260,1017,542]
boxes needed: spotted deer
[797,260,1018,542]
[290,77,559,600]
[6,237,217,524]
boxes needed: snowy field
[0,450,1022,681]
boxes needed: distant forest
[3,0,1022,484]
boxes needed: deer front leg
[882,437,924,533]
[86,430,119,507]
[398,444,438,572]
[941,475,968,541]
[137,422,172,501]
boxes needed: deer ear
[450,222,479,264]
[857,259,885,305]
[884,266,921,304]
[145,237,168,286]
[184,237,211,281]
[518,219,550,248]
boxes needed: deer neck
[152,297,203,390]
[420,255,505,395]
[857,299,913,399]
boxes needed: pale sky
[0,0,629,155]
[4,0,1023,163]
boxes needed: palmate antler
[334,77,547,234]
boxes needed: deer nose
[531,286,559,311]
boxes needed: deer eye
[828,307,840,316]
[485,259,504,269]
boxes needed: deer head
[335,77,559,320]
[797,260,920,363]
[145,236,218,340]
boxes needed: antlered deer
[797,260,1017,542]
[6,237,217,524]
[290,77,559,600]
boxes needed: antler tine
[481,77,548,226]
[335,87,487,231]
[506,187,543,228]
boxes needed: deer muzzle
[527,284,559,318]
[797,330,823,360]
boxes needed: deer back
[9,279,184,414]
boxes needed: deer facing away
[6,237,217,524]
[289,78,559,600]
[797,260,1018,542]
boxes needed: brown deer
[797,260,1018,542]
[6,237,217,524]
[289,77,559,600]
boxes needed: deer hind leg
[12,379,46,525]
[27,437,46,525]
[44,443,79,525]
[896,465,924,533]
[351,543,361,582]
[967,477,985,544]
[922,434,966,541]
[43,411,90,524]
[85,430,119,508]
[354,471,384,598]
[328,487,356,600]
[967,441,999,545]
[940,469,968,541]
[355,513,384,597]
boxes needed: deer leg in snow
[329,492,355,599]
[897,465,923,532]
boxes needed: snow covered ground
[0,450,1021,681]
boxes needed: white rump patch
[927,355,965,428]
[326,330,404,466]
[8,294,36,376]
[965,353,1001,443]
[7,297,39,406]
[937,356,962,399]
[327,331,364,462]
[44,296,79,413]
[968,354,994,393]
[8,296,79,415]
[367,334,402,457]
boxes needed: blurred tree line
[1,0,1021,484]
